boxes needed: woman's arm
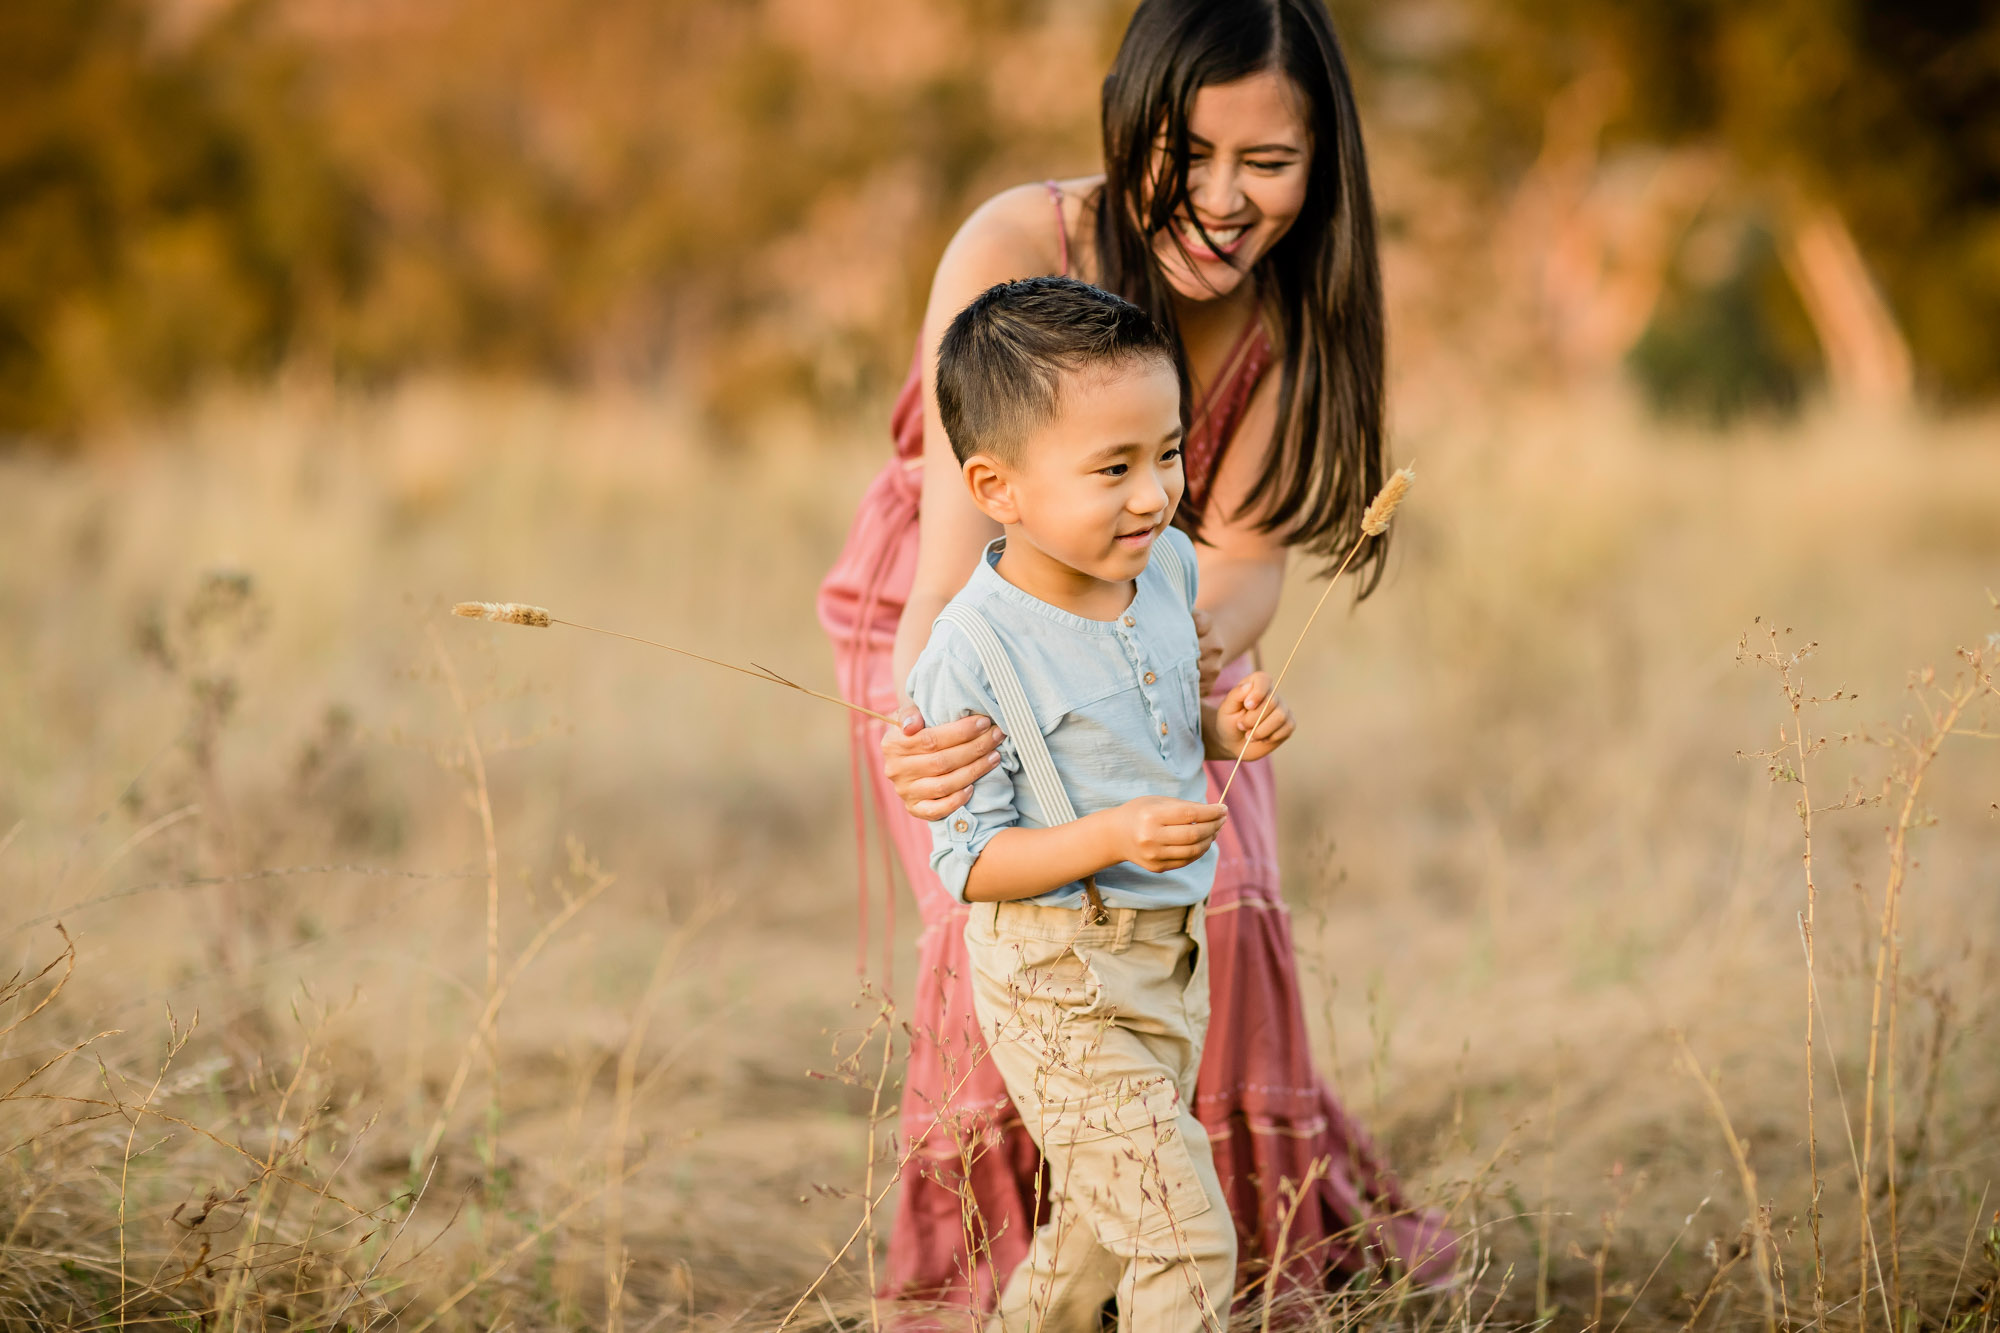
[1192,367,1289,665]
[881,183,1083,819]
[890,185,1077,697]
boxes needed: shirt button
[1160,722,1169,736]
[1122,615,1135,627]
[953,818,969,833]
[1144,671,1156,685]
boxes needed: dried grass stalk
[1360,464,1414,536]
[1218,464,1416,805]
[452,601,552,627]
[451,600,897,724]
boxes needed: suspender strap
[935,601,1109,924]
[1151,535,1190,611]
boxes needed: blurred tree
[0,0,368,434]
[5,0,1992,438]
[1369,0,2000,416]
[0,0,1119,441]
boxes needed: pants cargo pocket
[1046,1083,1212,1248]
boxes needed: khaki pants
[965,899,1235,1333]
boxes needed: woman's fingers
[883,713,1004,818]
[913,749,1003,802]
[914,712,994,753]
[882,712,1001,766]
[908,786,976,822]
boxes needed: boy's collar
[973,536,1154,634]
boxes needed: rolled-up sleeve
[906,626,1021,903]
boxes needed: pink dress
[816,185,1456,1308]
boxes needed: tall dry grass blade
[1797,919,1896,1330]
[604,903,717,1333]
[413,859,611,1171]
[452,602,899,725]
[1751,627,1830,1325]
[0,925,75,1042]
[117,1007,194,1333]
[1858,674,1972,1326]
[1608,1197,1707,1333]
[320,1158,437,1332]
[776,984,1047,1333]
[858,1000,896,1333]
[1793,691,1829,1329]
[407,1161,645,1333]
[1218,465,1414,805]
[1945,1181,1992,1323]
[1672,1031,1778,1333]
[1537,1077,1560,1320]
[429,626,503,1212]
[1260,1157,1331,1333]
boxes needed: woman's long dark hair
[1095,0,1389,592]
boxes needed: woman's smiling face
[1148,69,1312,302]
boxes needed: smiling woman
[817,0,1453,1313]
[1096,0,1390,579]
[1153,82,1309,285]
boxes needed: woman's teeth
[1181,221,1247,251]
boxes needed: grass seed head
[453,601,552,628]
[1361,464,1416,537]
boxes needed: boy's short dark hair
[935,276,1177,464]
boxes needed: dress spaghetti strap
[1044,180,1070,277]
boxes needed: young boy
[908,276,1295,1333]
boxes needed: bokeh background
[2,2,1997,1329]
[10,0,2000,434]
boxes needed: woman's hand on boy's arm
[882,708,1005,820]
[1203,670,1294,762]
[962,796,1227,901]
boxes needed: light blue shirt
[906,527,1213,910]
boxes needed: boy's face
[964,357,1186,585]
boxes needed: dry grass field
[1,382,1996,1331]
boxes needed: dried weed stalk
[1740,612,1999,1333]
[453,600,898,724]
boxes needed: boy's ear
[961,455,1020,526]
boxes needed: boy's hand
[1206,670,1294,762]
[1106,796,1228,873]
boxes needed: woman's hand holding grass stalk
[1216,464,1416,805]
[882,709,1006,820]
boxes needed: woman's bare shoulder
[940,177,1104,280]
[944,183,1060,269]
